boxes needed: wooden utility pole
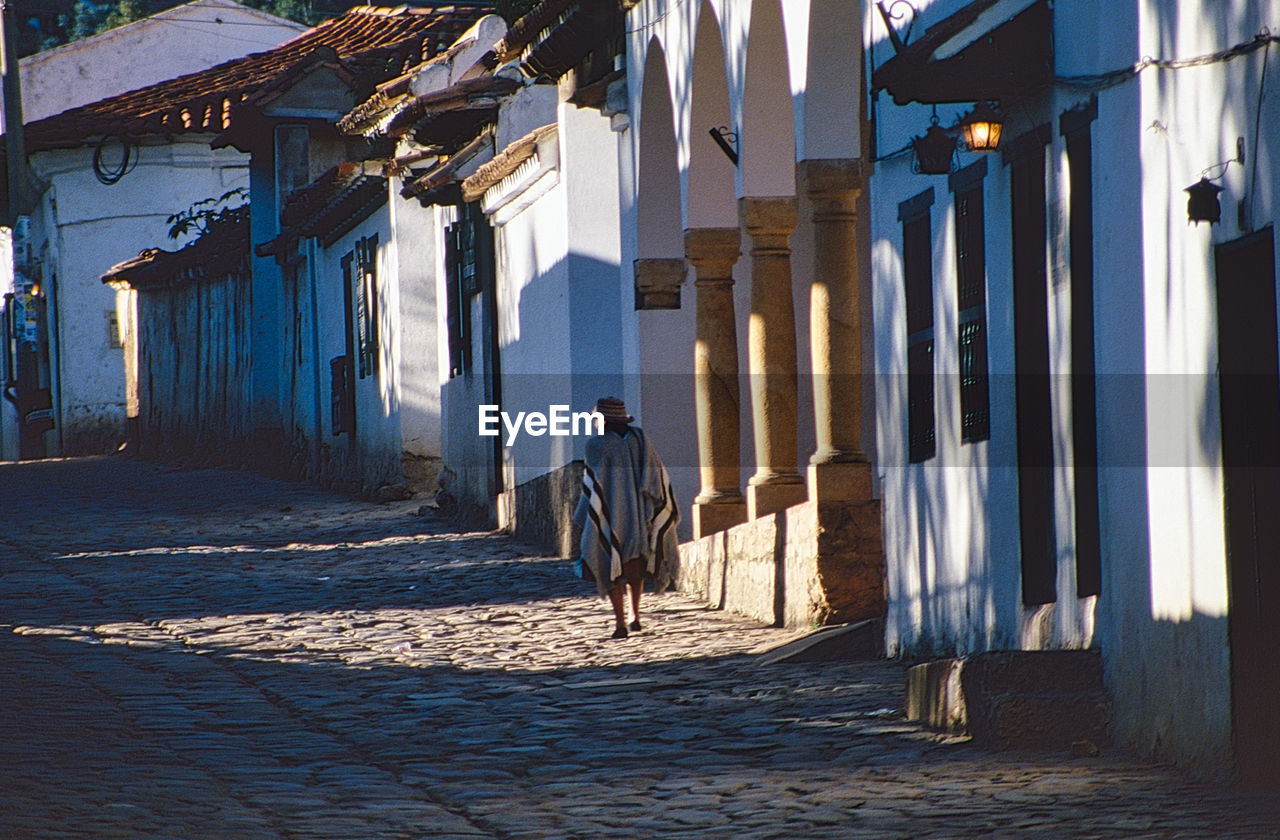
[0,1,46,460]
[1,0,26,224]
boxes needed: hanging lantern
[1184,178,1223,226]
[912,123,956,175]
[961,102,1003,152]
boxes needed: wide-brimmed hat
[594,396,634,424]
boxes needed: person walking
[573,397,679,639]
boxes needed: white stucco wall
[869,0,1280,779]
[1100,0,1280,778]
[388,187,442,462]
[307,209,411,492]
[492,139,574,489]
[8,0,305,129]
[27,138,249,455]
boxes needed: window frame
[899,188,937,463]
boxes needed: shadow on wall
[440,239,629,549]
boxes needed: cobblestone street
[1,457,1277,839]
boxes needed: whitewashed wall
[1103,0,1280,778]
[491,120,576,490]
[388,188,442,465]
[27,138,249,455]
[304,208,411,492]
[869,0,1280,779]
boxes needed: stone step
[906,650,1110,751]
[968,690,1110,751]
[962,649,1105,696]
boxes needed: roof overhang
[103,221,249,289]
[871,0,1053,106]
[402,127,494,205]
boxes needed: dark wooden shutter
[1009,127,1057,606]
[1062,102,1102,598]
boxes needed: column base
[807,459,873,503]
[693,498,747,539]
[747,479,807,520]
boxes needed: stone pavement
[1,457,1277,840]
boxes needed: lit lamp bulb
[961,102,1003,153]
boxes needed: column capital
[740,196,798,238]
[797,158,869,198]
[685,227,740,264]
[633,257,686,310]
[685,227,740,287]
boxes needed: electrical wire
[1056,31,1280,91]
[92,134,136,185]
[625,0,688,35]
[1250,32,1271,228]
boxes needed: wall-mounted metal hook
[709,126,739,166]
[875,1,918,55]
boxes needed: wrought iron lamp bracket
[709,126,739,166]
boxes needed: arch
[741,0,798,197]
[801,0,862,160]
[687,0,737,228]
[636,38,683,258]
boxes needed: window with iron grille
[445,203,493,378]
[955,185,991,442]
[352,235,379,380]
[900,189,936,463]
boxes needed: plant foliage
[166,187,249,242]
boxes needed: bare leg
[608,580,628,638]
[625,559,644,631]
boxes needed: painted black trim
[897,187,935,222]
[949,157,988,194]
[1002,123,1052,167]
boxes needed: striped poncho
[572,426,679,597]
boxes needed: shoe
[611,626,628,640]
[629,620,642,632]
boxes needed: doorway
[1214,226,1280,791]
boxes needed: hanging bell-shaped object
[912,124,956,175]
[1184,177,1223,226]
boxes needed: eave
[871,0,1053,106]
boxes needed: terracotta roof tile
[493,0,574,64]
[22,5,493,152]
[461,121,553,202]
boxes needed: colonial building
[91,5,489,482]
[331,6,634,543]
[868,0,1279,788]
[623,0,884,628]
[0,0,304,461]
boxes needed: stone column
[740,197,806,520]
[686,228,746,538]
[801,159,872,502]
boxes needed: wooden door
[1215,227,1280,791]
